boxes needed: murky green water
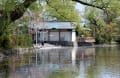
[0,46,120,78]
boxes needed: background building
[29,22,76,46]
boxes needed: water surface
[0,46,120,78]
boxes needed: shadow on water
[0,45,120,78]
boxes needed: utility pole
[41,10,46,46]
[36,27,38,45]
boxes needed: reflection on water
[0,46,120,78]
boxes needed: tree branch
[10,0,36,22]
[72,0,104,10]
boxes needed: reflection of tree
[76,48,96,65]
[88,46,120,78]
[49,71,78,78]
[0,52,35,78]
[95,47,120,68]
[0,60,10,78]
[85,61,97,78]
[75,47,120,78]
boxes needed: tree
[84,1,120,43]
[0,0,115,25]
[0,0,43,49]
[0,0,36,49]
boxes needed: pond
[0,46,120,78]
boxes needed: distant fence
[77,37,95,43]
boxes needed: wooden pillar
[39,30,40,43]
[32,34,34,43]
[59,29,61,42]
[48,30,50,42]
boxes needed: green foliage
[0,0,41,49]
[0,22,32,49]
[13,34,32,48]
[85,0,120,43]
[9,24,33,48]
[29,2,43,12]
[76,25,91,37]
[84,5,120,44]
[46,0,80,22]
[0,33,12,49]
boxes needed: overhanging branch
[10,0,36,22]
[72,0,104,10]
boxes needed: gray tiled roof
[30,22,75,29]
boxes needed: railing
[113,35,120,43]
[77,37,95,43]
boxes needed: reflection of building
[7,47,96,78]
[29,22,76,46]
[76,48,96,60]
[37,48,73,64]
